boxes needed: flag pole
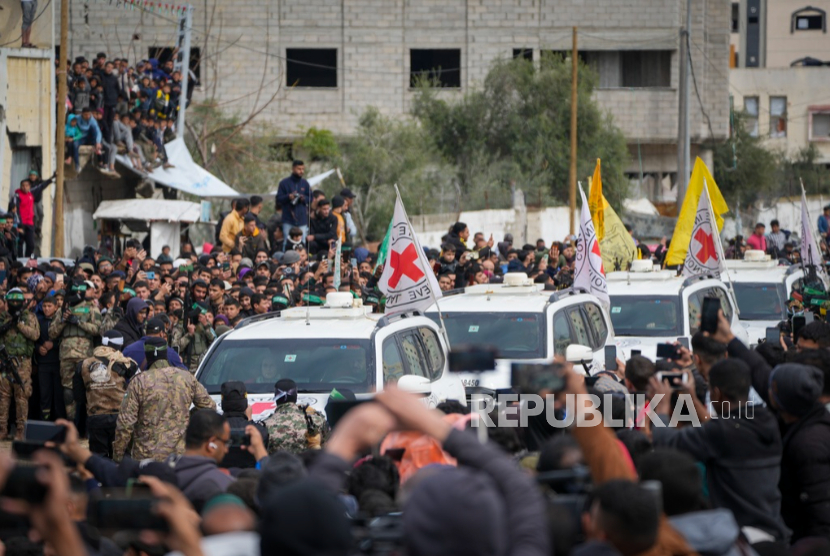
[393,185,452,352]
[704,182,738,316]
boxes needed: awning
[116,138,240,198]
[93,199,203,223]
[266,169,337,195]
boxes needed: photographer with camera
[276,160,312,250]
[218,381,268,470]
[49,279,102,420]
[0,288,39,439]
[78,329,139,458]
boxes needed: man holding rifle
[0,288,40,439]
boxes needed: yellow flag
[665,157,729,267]
[599,195,637,272]
[588,159,605,241]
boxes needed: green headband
[5,293,23,301]
[302,293,323,305]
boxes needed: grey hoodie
[669,509,758,556]
[169,455,235,511]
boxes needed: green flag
[374,218,393,272]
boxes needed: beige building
[730,0,830,163]
[0,0,56,255]
[64,0,730,201]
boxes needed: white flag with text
[574,184,609,307]
[683,183,724,278]
[378,192,442,315]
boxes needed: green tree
[295,127,340,161]
[336,107,454,241]
[410,56,630,210]
[712,111,780,207]
[778,144,830,196]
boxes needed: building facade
[730,0,830,163]
[66,0,730,199]
[0,0,56,255]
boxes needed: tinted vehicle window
[610,296,682,337]
[553,312,571,355]
[419,327,445,380]
[382,338,405,384]
[198,339,373,394]
[400,332,428,378]
[584,303,609,347]
[567,308,593,347]
[732,283,786,320]
[429,312,545,359]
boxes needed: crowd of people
[1,298,830,556]
[60,51,194,175]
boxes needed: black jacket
[446,232,468,261]
[221,411,269,470]
[309,214,337,254]
[728,338,830,541]
[101,72,120,107]
[779,403,830,541]
[34,305,59,366]
[652,406,789,541]
[111,298,146,348]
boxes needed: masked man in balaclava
[0,288,40,439]
[49,278,102,420]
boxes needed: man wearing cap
[49,279,102,420]
[276,160,312,249]
[113,336,215,462]
[340,188,358,244]
[219,381,268,469]
[79,329,138,458]
[122,316,187,371]
[235,213,267,262]
[262,378,329,455]
[0,289,39,439]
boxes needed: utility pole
[569,26,578,235]
[54,0,70,257]
[175,5,193,139]
[676,0,692,210]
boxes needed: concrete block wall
[60,0,729,170]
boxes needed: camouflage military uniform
[179,323,216,373]
[168,322,185,357]
[262,403,330,455]
[99,308,122,336]
[81,346,138,457]
[49,300,102,419]
[112,360,216,462]
[0,310,39,438]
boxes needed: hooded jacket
[669,509,757,556]
[169,455,235,512]
[652,406,789,541]
[76,114,102,144]
[112,298,147,348]
[727,339,830,541]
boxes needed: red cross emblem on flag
[694,228,717,264]
[591,239,605,275]
[388,244,424,288]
